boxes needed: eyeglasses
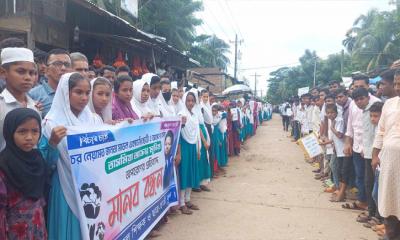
[48,61,71,68]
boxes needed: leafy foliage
[190,34,231,70]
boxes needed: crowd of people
[0,37,273,239]
[279,62,400,240]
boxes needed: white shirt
[328,117,345,157]
[0,89,40,150]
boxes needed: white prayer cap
[1,47,34,65]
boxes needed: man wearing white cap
[0,47,41,150]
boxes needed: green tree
[190,35,231,70]
[138,0,203,51]
[266,50,354,104]
[343,9,400,71]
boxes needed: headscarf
[141,73,159,85]
[112,89,138,121]
[142,73,162,116]
[169,85,184,114]
[178,92,201,146]
[211,103,222,126]
[159,92,176,117]
[43,72,103,216]
[0,108,45,199]
[200,94,213,125]
[88,78,112,122]
[131,80,152,118]
[189,88,205,124]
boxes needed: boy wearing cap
[0,47,41,150]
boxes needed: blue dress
[39,136,82,240]
[179,137,200,190]
[198,124,211,181]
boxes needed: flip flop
[342,202,367,211]
[356,214,370,223]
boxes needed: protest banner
[298,133,323,158]
[66,117,181,240]
[297,87,310,96]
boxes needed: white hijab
[189,88,205,124]
[169,86,184,115]
[131,79,152,118]
[178,91,201,147]
[43,73,103,217]
[88,77,112,122]
[211,103,222,126]
[159,91,176,117]
[200,95,213,125]
[142,73,162,116]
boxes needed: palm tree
[190,35,231,70]
[138,0,203,51]
[343,9,400,71]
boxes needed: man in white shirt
[0,47,41,150]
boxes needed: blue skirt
[47,172,82,240]
[179,137,200,189]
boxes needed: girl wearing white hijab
[88,77,112,122]
[39,72,103,240]
[169,83,184,114]
[193,89,212,191]
[177,91,201,215]
[142,73,162,116]
[210,103,227,173]
[131,79,153,119]
[159,79,176,117]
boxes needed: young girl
[39,72,104,239]
[191,89,211,192]
[219,107,229,167]
[131,79,154,120]
[112,75,139,121]
[88,77,112,122]
[170,88,183,114]
[211,104,224,175]
[177,91,201,215]
[0,108,47,239]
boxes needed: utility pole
[250,72,261,96]
[230,34,243,82]
[313,56,317,87]
[340,49,344,77]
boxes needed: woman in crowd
[0,108,47,239]
[191,89,211,192]
[211,103,227,175]
[177,91,201,215]
[159,79,176,117]
[88,77,112,123]
[112,75,138,121]
[40,72,104,239]
[170,87,183,114]
[131,79,154,120]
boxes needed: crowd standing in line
[0,37,273,239]
[279,65,400,240]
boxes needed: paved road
[157,115,376,240]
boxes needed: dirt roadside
[157,115,377,240]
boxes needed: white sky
[196,0,395,96]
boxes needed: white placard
[299,133,323,158]
[298,87,310,96]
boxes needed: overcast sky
[196,0,395,96]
